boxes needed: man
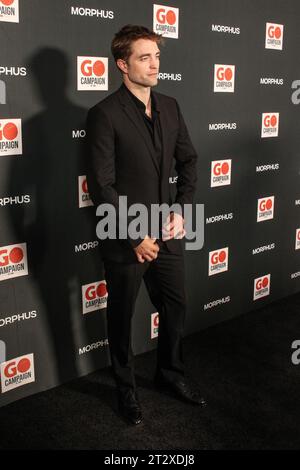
[86,25,206,426]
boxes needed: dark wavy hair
[111,24,164,64]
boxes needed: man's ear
[116,58,128,74]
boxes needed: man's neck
[123,80,151,109]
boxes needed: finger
[163,222,175,231]
[162,225,176,236]
[174,228,183,239]
[162,227,174,239]
[175,228,186,239]
[163,214,171,224]
[148,246,159,257]
[174,232,182,239]
[148,249,158,258]
[162,234,172,241]
[171,222,184,235]
[163,226,183,241]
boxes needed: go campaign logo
[0,353,35,393]
[214,65,235,92]
[295,228,300,250]
[257,196,274,222]
[208,247,229,276]
[0,243,28,281]
[253,274,270,301]
[78,175,93,208]
[0,0,19,23]
[211,159,231,187]
[153,4,179,39]
[261,112,279,138]
[265,23,284,50]
[82,280,108,314]
[0,118,22,156]
[77,56,108,91]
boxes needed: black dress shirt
[123,83,163,171]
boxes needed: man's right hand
[134,235,159,263]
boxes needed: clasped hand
[133,212,185,263]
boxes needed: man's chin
[148,77,158,87]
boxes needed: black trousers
[103,240,186,392]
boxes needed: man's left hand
[162,212,186,241]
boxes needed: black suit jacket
[86,83,198,263]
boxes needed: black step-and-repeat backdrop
[0,0,299,407]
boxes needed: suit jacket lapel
[153,90,171,204]
[117,84,161,176]
[153,89,168,177]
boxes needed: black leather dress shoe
[154,375,207,407]
[118,389,143,425]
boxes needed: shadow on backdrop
[8,48,107,384]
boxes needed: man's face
[121,38,160,88]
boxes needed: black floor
[1,293,300,450]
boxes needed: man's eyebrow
[138,52,161,58]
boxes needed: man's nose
[150,57,159,68]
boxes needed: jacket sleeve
[86,106,142,249]
[173,100,198,212]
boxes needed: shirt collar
[122,83,158,113]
